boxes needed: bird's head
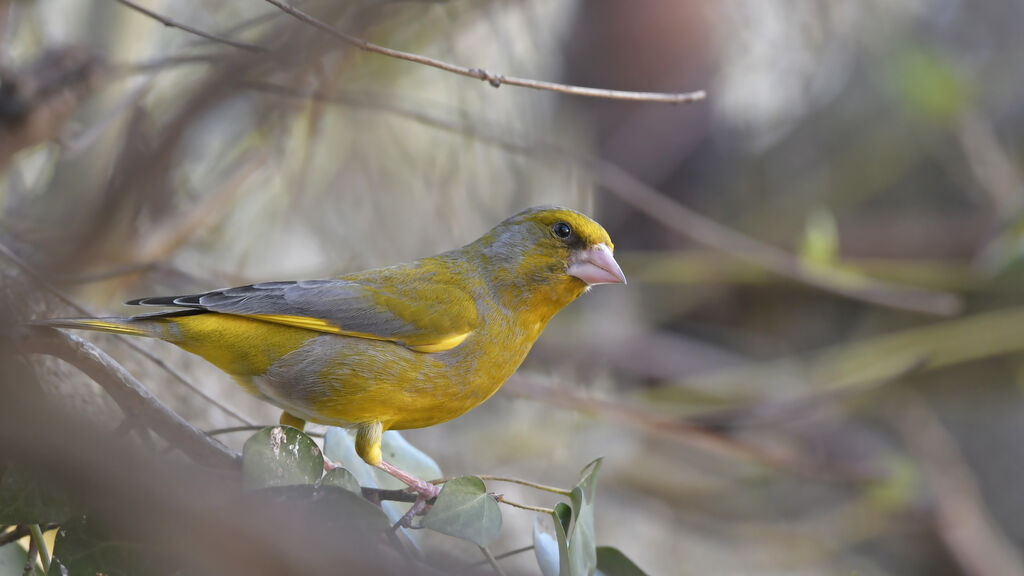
[472,206,625,316]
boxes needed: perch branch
[0,241,254,426]
[19,329,239,469]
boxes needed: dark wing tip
[126,294,206,307]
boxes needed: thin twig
[0,524,59,547]
[468,545,536,568]
[113,0,266,52]
[207,425,325,438]
[183,1,312,50]
[114,54,232,75]
[19,330,240,468]
[28,525,49,574]
[494,495,554,514]
[0,526,29,547]
[206,425,268,436]
[478,546,508,576]
[260,0,705,104]
[431,474,570,496]
[900,398,1024,576]
[22,530,37,576]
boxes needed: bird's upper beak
[568,243,626,285]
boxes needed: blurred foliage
[2,0,1024,574]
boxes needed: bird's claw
[389,493,433,531]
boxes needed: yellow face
[472,206,625,311]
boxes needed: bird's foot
[377,460,441,500]
[375,460,441,529]
[391,494,431,531]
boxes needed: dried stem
[260,0,705,104]
[494,495,555,515]
[900,398,1024,576]
[431,475,571,497]
[113,0,265,52]
[478,546,509,576]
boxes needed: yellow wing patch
[246,313,472,353]
[407,332,472,353]
[248,314,351,335]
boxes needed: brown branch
[504,373,802,471]
[244,83,960,316]
[113,0,266,53]
[0,241,254,426]
[19,329,239,469]
[0,524,58,547]
[22,531,36,576]
[900,399,1024,576]
[260,0,705,104]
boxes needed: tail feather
[35,317,157,338]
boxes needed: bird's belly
[252,331,530,430]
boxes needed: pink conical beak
[568,243,626,285]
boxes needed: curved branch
[113,0,265,53]
[19,329,239,469]
[261,0,705,104]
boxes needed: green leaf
[319,467,361,495]
[552,503,572,576]
[47,515,147,576]
[242,426,323,489]
[554,502,572,536]
[595,547,648,576]
[421,476,501,547]
[0,464,72,524]
[568,459,601,576]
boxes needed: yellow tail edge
[36,318,153,338]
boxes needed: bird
[41,206,625,514]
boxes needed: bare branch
[0,241,254,426]
[260,0,705,104]
[113,0,266,53]
[900,399,1024,576]
[19,329,239,469]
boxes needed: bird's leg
[279,411,307,430]
[376,460,441,500]
[376,460,440,529]
[358,422,440,528]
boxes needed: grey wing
[127,280,413,337]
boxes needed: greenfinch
[44,206,625,503]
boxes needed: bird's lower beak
[568,243,626,285]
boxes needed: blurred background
[3,0,1024,574]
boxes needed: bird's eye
[552,222,572,239]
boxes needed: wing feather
[128,269,478,352]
